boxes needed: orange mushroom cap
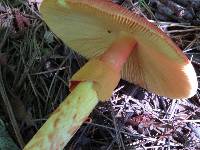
[40,0,198,99]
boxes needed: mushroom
[24,0,198,149]
[40,0,197,99]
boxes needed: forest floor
[0,0,200,149]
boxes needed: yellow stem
[23,82,98,150]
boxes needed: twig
[0,66,24,149]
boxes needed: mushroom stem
[100,37,137,71]
[23,38,136,150]
[23,82,98,150]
